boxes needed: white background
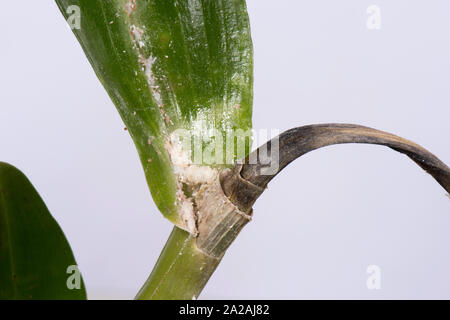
[0,1,449,299]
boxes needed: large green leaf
[0,162,86,300]
[55,0,253,231]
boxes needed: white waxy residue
[165,132,217,234]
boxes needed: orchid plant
[1,0,449,300]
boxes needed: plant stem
[235,124,450,198]
[135,226,221,300]
[137,123,450,300]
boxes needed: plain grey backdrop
[0,1,449,299]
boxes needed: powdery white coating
[125,0,137,16]
[166,133,216,185]
[130,25,145,48]
[166,132,218,234]
[182,166,216,185]
[177,190,197,236]
[127,18,164,111]
[144,55,164,107]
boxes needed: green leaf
[55,0,253,231]
[0,162,86,300]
